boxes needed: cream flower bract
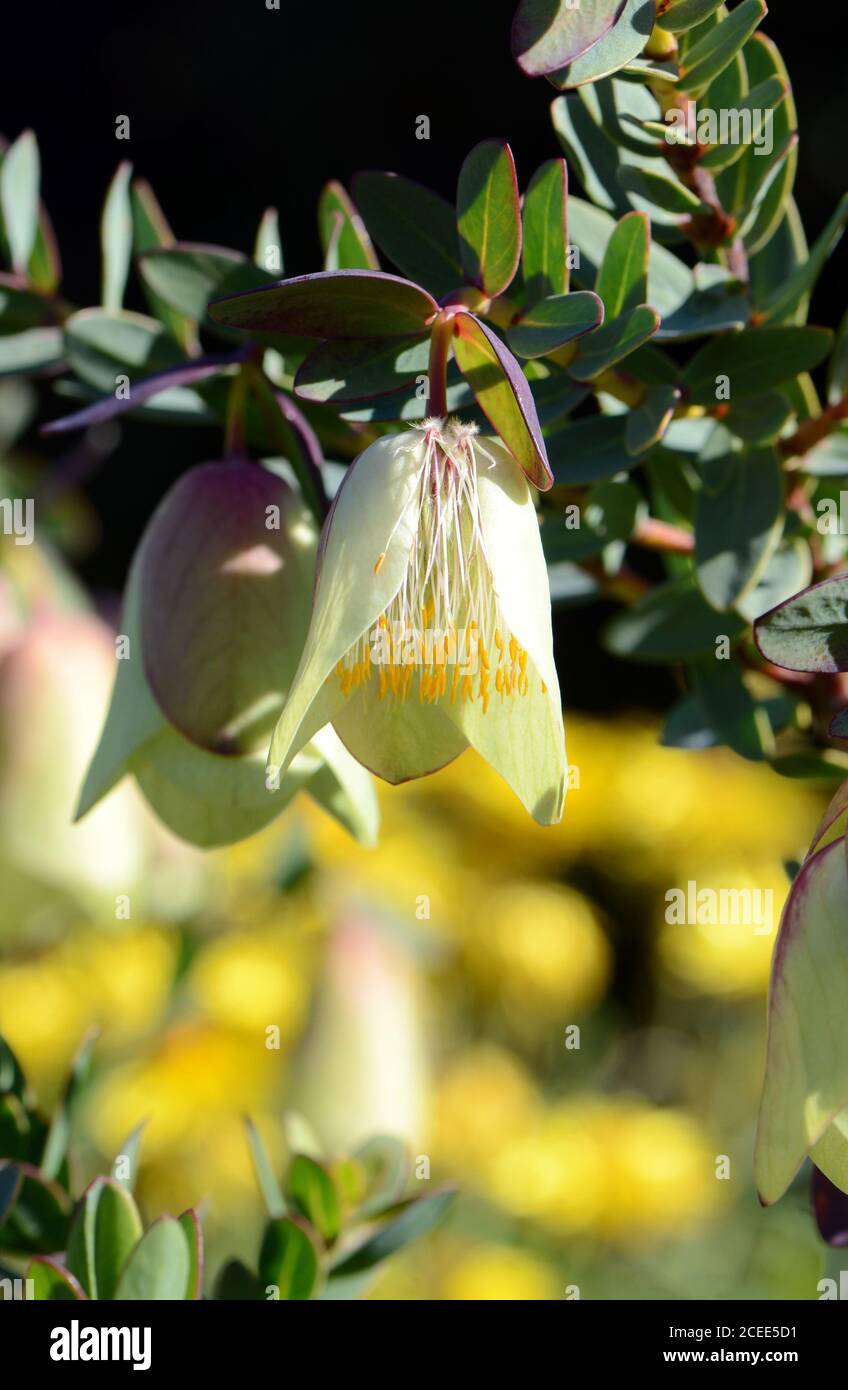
[269,419,567,824]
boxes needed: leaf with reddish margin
[754,575,848,674]
[512,0,624,78]
[452,311,552,490]
[295,334,429,404]
[351,171,463,299]
[138,242,277,324]
[40,351,246,435]
[522,158,570,301]
[806,779,848,859]
[456,141,522,298]
[507,291,603,359]
[137,460,316,756]
[178,1209,205,1299]
[26,1256,88,1301]
[755,836,848,1205]
[0,1161,72,1254]
[568,303,660,381]
[209,270,438,339]
[318,181,379,272]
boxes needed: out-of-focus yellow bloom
[441,1244,561,1301]
[302,798,468,939]
[658,859,790,997]
[188,926,311,1040]
[86,1022,281,1216]
[432,1046,542,1177]
[484,1097,720,1244]
[607,1105,721,1242]
[572,720,818,868]
[464,881,611,1022]
[0,925,177,1094]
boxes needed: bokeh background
[1,0,845,1298]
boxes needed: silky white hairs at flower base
[267,417,567,825]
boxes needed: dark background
[5,0,846,709]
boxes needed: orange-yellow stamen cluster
[334,421,543,715]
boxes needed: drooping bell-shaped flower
[76,459,379,849]
[269,418,567,824]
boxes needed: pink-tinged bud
[289,912,427,1152]
[137,459,316,756]
[0,613,147,911]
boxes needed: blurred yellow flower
[484,1097,720,1245]
[85,1022,282,1221]
[441,1244,561,1301]
[432,1046,542,1177]
[188,926,311,1040]
[464,880,611,1022]
[0,925,177,1094]
[302,797,468,938]
[658,859,790,997]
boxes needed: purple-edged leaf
[512,0,624,77]
[178,1209,205,1299]
[209,269,438,339]
[506,291,603,359]
[295,334,429,404]
[452,311,551,490]
[831,710,848,740]
[755,576,848,674]
[568,303,659,380]
[113,1216,190,1300]
[0,1162,71,1254]
[522,158,570,301]
[812,1166,848,1245]
[0,1163,22,1224]
[138,243,277,324]
[41,351,244,434]
[807,780,848,859]
[549,0,657,88]
[275,391,326,480]
[318,181,379,272]
[138,460,315,755]
[351,171,463,299]
[755,837,848,1204]
[456,141,522,298]
[27,1256,88,1301]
